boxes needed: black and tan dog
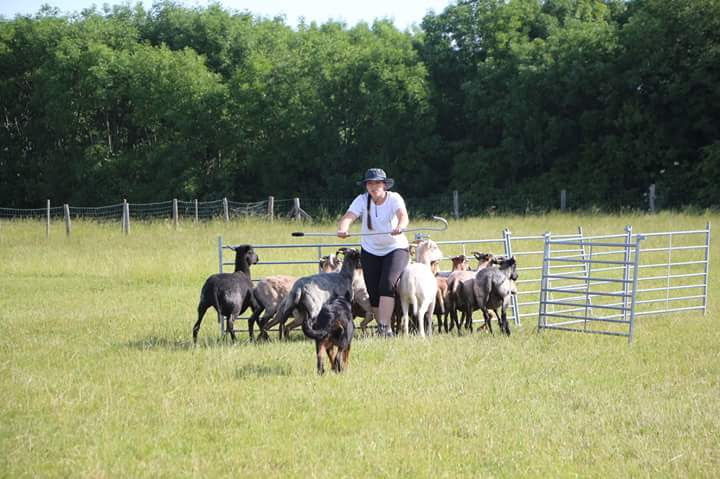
[301,296,355,375]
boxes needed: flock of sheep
[193,239,519,348]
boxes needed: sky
[0,0,455,30]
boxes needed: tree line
[1,0,718,211]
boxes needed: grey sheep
[262,248,362,339]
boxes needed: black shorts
[361,248,410,307]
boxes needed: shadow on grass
[124,332,311,351]
[235,362,293,378]
[124,335,197,351]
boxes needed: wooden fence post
[46,199,50,239]
[64,204,71,237]
[267,196,274,223]
[560,189,567,211]
[194,199,199,223]
[453,190,459,220]
[173,198,178,229]
[122,199,130,235]
[223,197,229,222]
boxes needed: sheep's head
[319,253,343,273]
[336,248,361,271]
[416,239,443,265]
[450,254,470,271]
[472,252,494,267]
[232,245,259,269]
[497,256,518,281]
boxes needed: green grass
[1,212,718,477]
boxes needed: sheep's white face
[416,240,443,265]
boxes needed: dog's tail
[302,316,331,341]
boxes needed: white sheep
[396,239,443,337]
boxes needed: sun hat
[357,168,395,189]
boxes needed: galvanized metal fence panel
[537,234,644,343]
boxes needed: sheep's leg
[283,310,305,338]
[216,310,226,339]
[277,309,295,340]
[428,301,436,337]
[417,304,426,337]
[247,305,264,341]
[316,341,326,375]
[193,304,210,343]
[257,312,273,341]
[360,312,374,335]
[227,313,237,343]
[464,304,474,334]
[499,306,511,336]
[449,305,462,335]
[401,300,410,336]
[481,307,493,335]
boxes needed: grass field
[1,212,718,477]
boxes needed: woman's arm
[392,207,409,235]
[337,211,358,238]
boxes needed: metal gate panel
[538,234,644,343]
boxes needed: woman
[337,168,410,336]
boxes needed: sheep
[253,253,347,340]
[471,256,518,335]
[352,269,376,335]
[247,274,298,341]
[434,254,470,333]
[397,239,443,337]
[279,250,372,338]
[193,245,259,343]
[262,248,362,339]
[447,252,494,334]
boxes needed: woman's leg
[376,248,410,335]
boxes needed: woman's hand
[337,211,357,239]
[390,226,404,236]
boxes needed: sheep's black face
[234,245,259,266]
[340,248,361,269]
[245,248,259,265]
[506,257,518,281]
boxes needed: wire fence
[0,183,674,230]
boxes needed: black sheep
[193,245,259,343]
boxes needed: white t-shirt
[347,192,410,256]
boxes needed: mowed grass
[0,212,718,477]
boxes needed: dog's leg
[329,345,340,373]
[341,344,351,372]
[316,341,326,375]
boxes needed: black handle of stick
[291,232,304,237]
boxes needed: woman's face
[365,180,386,199]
